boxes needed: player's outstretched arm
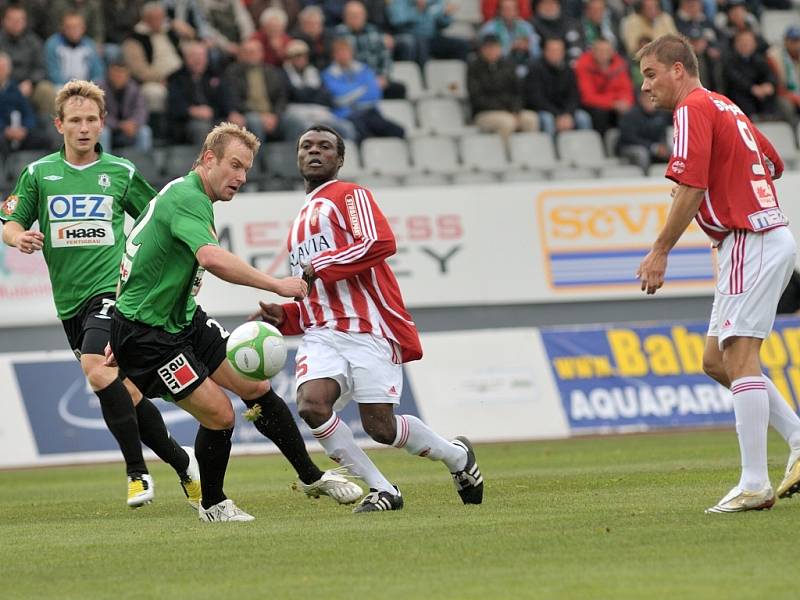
[196,245,308,299]
[637,184,706,295]
[1,221,44,254]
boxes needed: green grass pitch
[2,430,798,600]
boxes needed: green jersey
[116,171,219,333]
[0,147,155,320]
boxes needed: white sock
[392,415,467,472]
[311,413,394,493]
[763,376,800,448]
[731,377,770,491]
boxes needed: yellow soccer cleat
[705,485,775,514]
[127,473,154,508]
[179,446,202,510]
[777,449,800,498]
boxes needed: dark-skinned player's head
[296,125,346,184]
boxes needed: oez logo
[47,195,113,221]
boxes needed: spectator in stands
[531,0,582,64]
[103,0,146,63]
[480,0,542,73]
[282,38,357,138]
[716,0,766,54]
[44,12,104,85]
[687,24,723,92]
[99,59,152,153]
[769,25,800,125]
[334,1,406,99]
[387,0,470,64]
[574,37,634,134]
[122,2,184,114]
[322,36,404,141]
[467,34,539,145]
[723,29,779,121]
[200,0,256,65]
[167,41,230,143]
[254,7,292,67]
[290,5,331,70]
[0,51,51,155]
[162,0,213,43]
[245,0,302,30]
[620,0,677,59]
[49,0,104,48]
[524,37,592,135]
[0,5,54,118]
[617,91,671,173]
[580,0,620,53]
[223,37,304,142]
[481,0,531,22]
[674,0,718,44]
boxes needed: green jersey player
[108,122,362,522]
[0,80,200,509]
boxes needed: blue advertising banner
[14,349,420,456]
[540,317,800,433]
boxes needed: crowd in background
[1,0,800,175]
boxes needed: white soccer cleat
[127,473,154,508]
[179,445,202,510]
[198,499,255,522]
[777,447,800,499]
[705,485,775,514]
[300,467,363,504]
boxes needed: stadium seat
[409,136,461,176]
[424,60,468,99]
[761,10,800,45]
[378,100,421,137]
[604,128,620,157]
[759,121,800,170]
[405,173,451,186]
[501,169,549,182]
[361,138,415,177]
[508,132,561,177]
[442,21,476,40]
[264,141,304,188]
[451,171,499,184]
[339,139,365,180]
[416,98,476,137]
[556,129,618,171]
[118,148,167,189]
[358,174,402,189]
[458,133,509,175]
[600,164,648,178]
[163,145,199,180]
[392,61,429,101]
[451,0,482,25]
[550,166,596,179]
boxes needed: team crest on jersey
[1,194,18,216]
[344,194,362,239]
[98,173,111,191]
[671,160,686,174]
[157,354,199,393]
[751,180,776,208]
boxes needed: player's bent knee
[362,420,396,446]
[84,363,119,391]
[208,403,236,429]
[235,378,269,401]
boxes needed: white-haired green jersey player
[0,80,200,508]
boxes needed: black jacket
[223,62,289,115]
[618,105,671,151]
[167,68,231,122]
[467,56,523,115]
[524,58,580,115]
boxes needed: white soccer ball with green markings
[225,321,287,380]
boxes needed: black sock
[243,389,324,484]
[96,378,147,476]
[196,425,233,509]
[135,397,190,475]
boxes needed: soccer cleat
[352,487,403,514]
[198,499,255,522]
[179,445,202,509]
[451,436,484,505]
[777,447,800,499]
[127,473,154,508]
[300,466,363,504]
[704,485,775,514]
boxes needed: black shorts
[62,292,118,358]
[109,306,228,402]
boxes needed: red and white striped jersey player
[637,34,800,514]
[254,125,484,513]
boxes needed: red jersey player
[636,34,800,513]
[253,125,484,512]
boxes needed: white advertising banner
[7,173,800,326]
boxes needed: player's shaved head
[636,33,698,77]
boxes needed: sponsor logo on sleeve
[1,194,18,216]
[157,354,200,393]
[671,160,686,174]
[344,193,362,239]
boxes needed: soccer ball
[225,321,287,380]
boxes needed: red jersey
[278,180,423,363]
[666,87,786,243]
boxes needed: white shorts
[708,226,796,348]
[295,327,403,411]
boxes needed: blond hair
[54,79,106,120]
[194,122,261,167]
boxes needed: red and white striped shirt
[666,88,786,243]
[277,179,423,363]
